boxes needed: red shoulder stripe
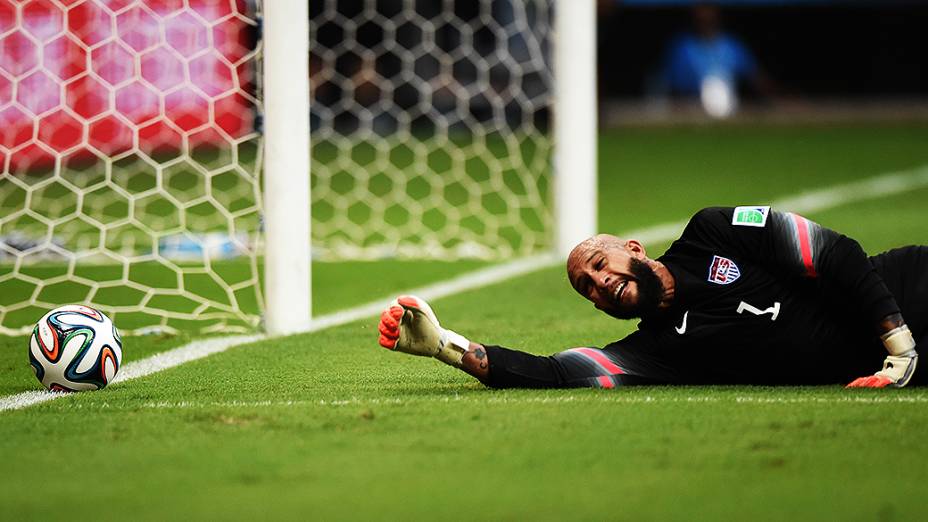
[790,213,817,277]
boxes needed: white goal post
[263,0,311,335]
[553,0,597,259]
[261,0,597,335]
[0,0,595,337]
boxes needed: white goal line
[28,393,928,412]
[2,163,928,413]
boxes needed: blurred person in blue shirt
[654,3,776,116]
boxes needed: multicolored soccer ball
[28,305,123,392]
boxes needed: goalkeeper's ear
[624,239,646,258]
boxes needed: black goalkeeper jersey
[601,207,928,385]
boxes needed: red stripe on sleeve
[574,348,626,375]
[790,213,817,277]
[597,376,616,389]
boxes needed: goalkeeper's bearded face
[567,235,664,320]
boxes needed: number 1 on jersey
[736,300,781,321]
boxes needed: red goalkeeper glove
[377,295,471,367]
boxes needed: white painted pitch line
[630,164,928,245]
[0,256,561,413]
[0,335,263,412]
[37,394,928,411]
[306,163,928,334]
[304,163,928,338]
[111,335,265,383]
[2,163,928,413]
[302,252,559,332]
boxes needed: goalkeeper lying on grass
[378,207,927,389]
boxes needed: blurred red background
[0,0,257,173]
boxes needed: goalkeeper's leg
[377,296,630,388]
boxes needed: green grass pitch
[2,123,928,520]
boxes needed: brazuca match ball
[28,305,123,392]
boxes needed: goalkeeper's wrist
[435,329,471,367]
[881,325,917,356]
[875,352,918,387]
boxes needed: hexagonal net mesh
[0,0,555,335]
[0,0,262,335]
[309,0,554,260]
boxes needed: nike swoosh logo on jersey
[675,311,689,335]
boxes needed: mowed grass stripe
[4,161,928,413]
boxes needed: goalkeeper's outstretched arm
[377,295,647,389]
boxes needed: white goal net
[1,0,582,336]
[0,0,262,334]
[307,0,554,260]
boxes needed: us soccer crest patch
[732,206,770,227]
[708,255,741,285]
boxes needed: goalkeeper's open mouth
[613,280,629,305]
